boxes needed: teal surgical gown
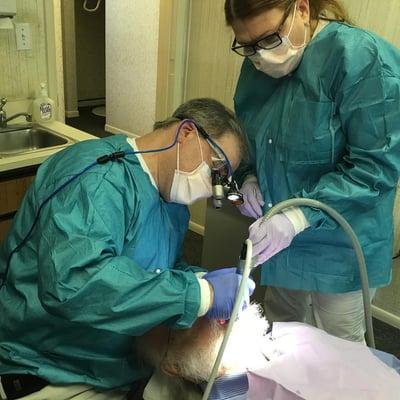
[0,134,201,388]
[234,22,400,293]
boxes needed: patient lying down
[136,304,400,400]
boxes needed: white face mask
[170,132,212,205]
[249,5,308,78]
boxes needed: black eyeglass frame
[231,1,295,57]
[174,115,244,206]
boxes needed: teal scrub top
[0,134,201,389]
[234,22,400,293]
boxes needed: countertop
[0,121,97,173]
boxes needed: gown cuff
[282,207,310,234]
[197,277,212,317]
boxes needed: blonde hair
[224,0,351,25]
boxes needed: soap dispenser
[33,82,55,123]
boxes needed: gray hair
[135,304,269,383]
[153,98,248,161]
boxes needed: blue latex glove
[203,267,255,320]
[237,177,265,219]
[249,213,296,265]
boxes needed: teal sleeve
[300,45,400,229]
[37,177,200,335]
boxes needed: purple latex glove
[203,267,255,320]
[249,213,296,265]
[237,178,265,219]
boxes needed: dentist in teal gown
[225,0,400,342]
[0,98,253,399]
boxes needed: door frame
[156,0,191,121]
[43,0,65,122]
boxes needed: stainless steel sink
[0,126,71,157]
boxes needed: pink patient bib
[247,322,400,400]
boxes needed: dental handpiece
[237,242,249,275]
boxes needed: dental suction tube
[202,240,254,400]
[263,198,375,349]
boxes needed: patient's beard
[136,304,270,384]
[162,322,223,383]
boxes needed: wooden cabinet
[0,165,38,243]
[0,219,13,243]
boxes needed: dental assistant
[0,98,254,400]
[225,0,400,341]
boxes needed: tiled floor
[67,110,400,359]
[374,317,400,358]
[66,106,110,138]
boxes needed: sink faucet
[0,97,32,129]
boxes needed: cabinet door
[0,219,13,243]
[0,174,35,243]
[0,176,35,215]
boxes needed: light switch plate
[15,23,32,50]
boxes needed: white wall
[105,0,160,136]
[341,0,400,47]
[184,0,244,231]
[0,0,47,102]
[0,0,63,121]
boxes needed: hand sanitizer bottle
[33,82,55,122]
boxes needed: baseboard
[372,304,400,330]
[78,99,105,107]
[104,123,139,138]
[189,221,205,236]
[65,110,79,118]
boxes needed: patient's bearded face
[138,304,269,383]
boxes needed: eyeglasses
[173,115,244,207]
[231,2,294,57]
[196,124,245,206]
[211,155,230,179]
[209,140,230,178]
[193,122,233,179]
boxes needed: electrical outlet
[15,23,32,50]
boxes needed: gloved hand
[203,267,255,320]
[249,213,296,265]
[237,177,265,219]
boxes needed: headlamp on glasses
[211,156,244,208]
[175,116,244,209]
